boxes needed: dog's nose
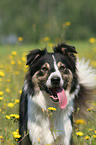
[51,77,60,86]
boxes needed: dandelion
[38,138,40,142]
[10,114,19,119]
[0,91,4,96]
[0,97,3,101]
[5,88,10,93]
[0,136,4,139]
[7,103,14,108]
[89,128,93,131]
[11,51,17,56]
[10,60,15,65]
[87,107,93,111]
[6,115,10,119]
[95,130,96,134]
[18,37,23,42]
[43,37,50,42]
[48,107,56,111]
[21,57,26,62]
[76,131,84,136]
[12,130,21,138]
[65,21,71,26]
[76,119,86,125]
[89,37,95,43]
[85,135,90,140]
[19,90,22,94]
[0,71,5,77]
[93,135,96,138]
[10,114,16,118]
[15,99,20,104]
[14,134,21,138]
[48,43,54,48]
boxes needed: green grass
[0,41,96,145]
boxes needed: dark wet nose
[51,77,60,86]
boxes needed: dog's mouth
[48,87,67,109]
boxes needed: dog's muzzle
[51,76,60,87]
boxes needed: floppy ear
[26,49,47,66]
[53,43,77,54]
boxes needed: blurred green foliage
[0,0,96,43]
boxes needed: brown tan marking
[57,62,73,91]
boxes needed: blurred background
[0,0,96,44]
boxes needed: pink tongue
[57,88,67,109]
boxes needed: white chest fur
[27,91,73,145]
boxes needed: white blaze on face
[46,55,64,88]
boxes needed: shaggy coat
[19,43,96,145]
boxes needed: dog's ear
[53,43,77,54]
[26,49,47,66]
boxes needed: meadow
[0,39,96,145]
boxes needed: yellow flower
[13,131,21,138]
[7,103,14,108]
[38,138,40,142]
[48,107,56,111]
[93,135,96,138]
[10,114,16,117]
[10,114,19,119]
[15,99,20,104]
[15,114,19,119]
[5,88,10,93]
[0,71,5,77]
[87,107,93,111]
[21,57,26,62]
[0,97,3,101]
[0,91,4,96]
[94,130,96,134]
[14,134,21,138]
[76,132,84,136]
[48,43,54,48]
[89,128,93,131]
[22,52,27,57]
[89,37,95,43]
[65,21,71,26]
[43,37,50,42]
[11,51,17,56]
[0,136,4,139]
[10,60,15,65]
[6,115,10,119]
[19,90,22,94]
[18,37,23,42]
[76,119,86,125]
[85,135,90,140]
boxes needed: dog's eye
[41,67,48,72]
[59,66,65,71]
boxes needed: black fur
[19,43,96,145]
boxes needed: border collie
[19,43,96,145]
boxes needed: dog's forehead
[41,53,63,65]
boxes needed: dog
[19,43,96,145]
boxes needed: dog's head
[26,43,78,109]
